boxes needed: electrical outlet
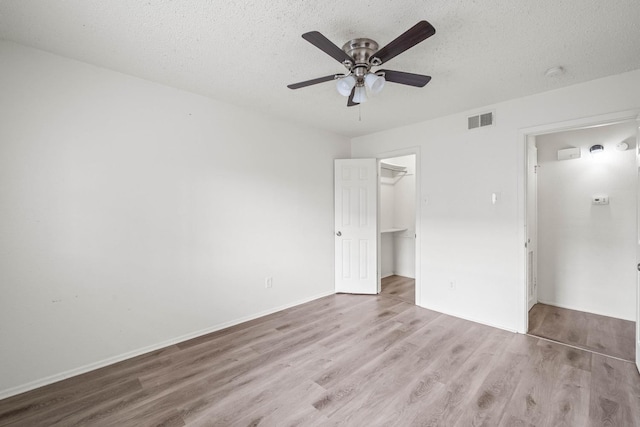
[449,280,456,290]
[265,277,273,289]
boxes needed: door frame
[636,117,640,372]
[517,109,640,334]
[526,136,538,311]
[374,147,421,305]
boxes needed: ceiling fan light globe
[365,73,385,94]
[336,75,356,96]
[353,86,368,103]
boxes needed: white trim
[536,299,635,322]
[519,109,640,136]
[0,290,335,400]
[636,115,640,373]
[420,304,518,334]
[517,109,640,334]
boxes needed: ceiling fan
[287,21,436,107]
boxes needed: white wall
[536,122,636,320]
[352,69,640,332]
[0,41,349,398]
[380,233,395,278]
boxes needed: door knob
[336,231,342,236]
[637,263,640,272]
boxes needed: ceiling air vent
[468,112,494,130]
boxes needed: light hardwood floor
[380,275,415,304]
[528,303,636,362]
[1,292,639,426]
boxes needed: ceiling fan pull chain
[359,104,362,122]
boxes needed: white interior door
[335,158,378,294]
[526,139,538,311]
[636,117,640,373]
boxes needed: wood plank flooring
[380,275,415,304]
[1,293,639,426]
[528,303,636,362]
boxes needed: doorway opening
[378,154,416,305]
[524,119,637,362]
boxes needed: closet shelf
[380,228,407,234]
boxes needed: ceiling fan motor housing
[287,20,435,106]
[342,38,380,79]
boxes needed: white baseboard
[381,272,415,279]
[394,271,415,279]
[417,302,518,334]
[0,290,335,400]
[536,299,634,322]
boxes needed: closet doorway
[379,154,416,305]
[526,121,637,362]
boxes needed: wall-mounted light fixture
[615,142,629,151]
[589,144,604,157]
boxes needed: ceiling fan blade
[373,21,436,65]
[287,74,341,89]
[380,70,431,87]
[347,87,359,107]
[302,31,354,64]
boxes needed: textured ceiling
[1,0,639,137]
